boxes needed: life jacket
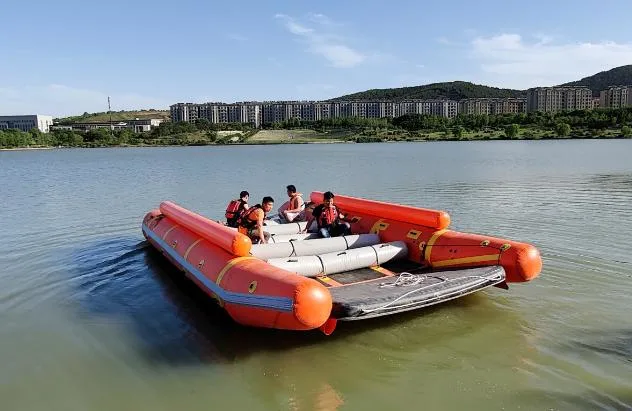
[318,205,338,227]
[290,193,305,210]
[225,199,245,221]
[237,204,262,230]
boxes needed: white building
[600,86,632,108]
[0,115,54,133]
[50,118,164,133]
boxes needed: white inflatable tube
[262,221,309,235]
[250,234,381,260]
[268,233,319,243]
[266,241,409,277]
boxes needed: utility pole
[108,96,113,138]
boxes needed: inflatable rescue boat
[141,192,542,335]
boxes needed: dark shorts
[318,222,351,238]
[247,228,270,243]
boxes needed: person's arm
[338,208,350,222]
[256,210,266,243]
[302,215,313,233]
[296,196,305,210]
[302,206,318,233]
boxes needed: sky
[1,0,632,117]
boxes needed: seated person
[225,190,249,228]
[238,196,274,244]
[302,191,351,238]
[281,184,305,223]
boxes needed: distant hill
[560,65,632,96]
[56,109,170,124]
[329,81,525,101]
[330,65,632,101]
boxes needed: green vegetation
[560,65,632,96]
[3,107,632,150]
[258,107,632,143]
[55,109,170,124]
[505,124,520,138]
[0,121,255,149]
[330,81,524,101]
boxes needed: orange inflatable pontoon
[142,192,542,335]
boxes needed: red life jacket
[237,204,262,230]
[318,205,338,227]
[225,199,245,220]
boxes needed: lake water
[1,140,631,410]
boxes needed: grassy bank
[247,129,355,143]
[56,110,170,124]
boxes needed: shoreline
[2,134,630,151]
[0,146,58,152]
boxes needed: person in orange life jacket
[281,184,305,223]
[302,191,351,238]
[238,196,274,244]
[225,190,249,228]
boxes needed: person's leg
[248,228,260,243]
[319,227,331,238]
[250,227,271,243]
[330,222,351,237]
[341,222,352,235]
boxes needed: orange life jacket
[290,193,304,210]
[225,199,246,226]
[318,205,339,227]
[237,205,262,230]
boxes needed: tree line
[2,107,632,149]
[0,119,254,149]
[265,107,632,138]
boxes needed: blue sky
[2,0,632,117]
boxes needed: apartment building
[599,86,632,108]
[0,115,54,132]
[172,102,261,127]
[458,98,527,115]
[171,100,464,126]
[171,90,611,127]
[50,118,164,133]
[526,87,593,112]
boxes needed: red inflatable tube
[159,201,252,257]
[310,191,450,230]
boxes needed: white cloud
[226,33,248,42]
[0,84,171,117]
[437,36,454,45]
[274,14,366,68]
[470,33,632,88]
[307,13,337,26]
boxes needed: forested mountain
[330,81,524,101]
[331,65,632,101]
[560,65,632,96]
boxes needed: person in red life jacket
[238,196,274,244]
[225,190,249,228]
[302,191,351,238]
[281,184,305,223]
